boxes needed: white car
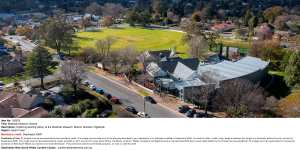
[137,112,150,118]
[89,84,96,90]
[83,80,90,86]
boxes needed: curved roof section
[197,56,269,81]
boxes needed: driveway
[85,72,184,118]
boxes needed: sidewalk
[92,68,226,118]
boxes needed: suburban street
[85,72,184,118]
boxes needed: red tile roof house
[0,92,48,118]
[210,21,236,33]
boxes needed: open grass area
[216,38,251,49]
[75,27,189,57]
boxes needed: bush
[41,98,56,111]
[82,109,99,118]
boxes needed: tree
[249,40,284,70]
[85,2,102,15]
[212,79,266,117]
[277,90,300,117]
[139,11,152,26]
[25,46,53,89]
[102,3,124,19]
[61,60,85,96]
[284,51,300,88]
[263,6,284,23]
[37,18,74,54]
[95,36,114,59]
[101,16,114,27]
[191,11,202,22]
[15,26,33,39]
[187,35,209,59]
[78,47,96,64]
[119,46,139,81]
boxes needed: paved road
[86,72,183,118]
[3,35,36,52]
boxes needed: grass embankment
[75,27,189,57]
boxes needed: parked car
[0,81,4,86]
[178,105,190,113]
[0,86,3,91]
[83,80,90,86]
[110,96,120,104]
[144,96,157,104]
[126,106,138,114]
[186,109,196,118]
[89,84,96,90]
[137,112,150,118]
[95,88,104,94]
[100,110,112,118]
[104,93,112,99]
[194,112,206,118]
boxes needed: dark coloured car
[144,96,157,104]
[178,105,190,113]
[100,110,112,118]
[104,93,112,99]
[125,106,138,114]
[194,112,206,118]
[186,109,196,118]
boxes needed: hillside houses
[144,50,269,102]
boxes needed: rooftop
[197,56,269,81]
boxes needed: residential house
[0,92,47,118]
[210,21,235,33]
[0,54,23,77]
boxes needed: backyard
[75,26,189,57]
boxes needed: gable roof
[159,58,199,74]
[173,62,198,80]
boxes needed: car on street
[104,93,112,99]
[186,109,196,118]
[96,88,104,94]
[100,110,112,118]
[137,112,150,118]
[125,106,138,114]
[83,80,90,86]
[0,81,4,86]
[110,96,120,104]
[144,96,157,104]
[178,105,191,113]
[0,86,3,91]
[89,84,96,90]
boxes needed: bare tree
[95,36,115,60]
[102,3,124,19]
[61,60,85,96]
[107,51,122,74]
[85,2,102,16]
[119,46,139,81]
[212,79,266,117]
[187,35,209,59]
[78,47,96,63]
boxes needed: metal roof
[197,56,269,81]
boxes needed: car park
[144,96,157,104]
[178,105,190,113]
[126,106,138,114]
[95,88,104,94]
[186,109,196,118]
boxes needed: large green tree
[285,51,300,88]
[37,18,74,54]
[25,46,53,89]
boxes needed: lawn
[75,27,189,57]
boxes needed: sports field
[75,27,189,56]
